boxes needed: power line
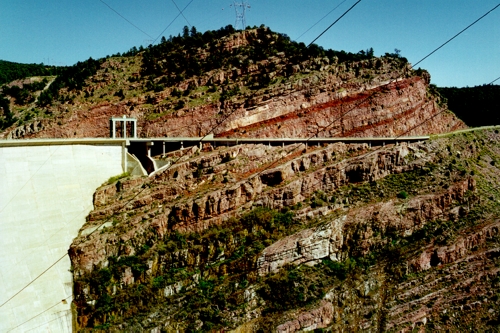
[230,1,251,30]
[264,7,500,194]
[1,179,107,314]
[295,0,349,41]
[3,3,199,312]
[153,0,195,44]
[25,312,71,332]
[98,0,153,39]
[307,0,362,47]
[292,2,500,171]
[0,81,253,312]
[6,200,97,293]
[6,295,72,332]
[412,3,500,69]
[0,254,66,309]
[254,3,500,186]
[171,0,192,28]
[489,75,500,85]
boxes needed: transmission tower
[230,1,250,30]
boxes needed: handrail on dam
[0,136,430,177]
[2,124,498,181]
[129,136,430,144]
[0,138,128,147]
[128,135,431,158]
[5,125,500,162]
[0,136,430,157]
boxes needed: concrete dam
[0,139,126,332]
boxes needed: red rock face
[5,53,465,139]
[10,67,464,140]
[140,75,464,139]
[276,301,334,333]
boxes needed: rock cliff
[69,129,500,332]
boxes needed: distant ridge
[0,60,59,85]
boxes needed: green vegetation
[0,77,55,130]
[1,78,48,105]
[38,57,103,106]
[0,94,14,129]
[106,172,129,185]
[75,207,300,330]
[259,257,371,314]
[0,60,58,85]
[334,163,438,206]
[140,25,384,87]
[397,190,408,199]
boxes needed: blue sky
[1,0,499,87]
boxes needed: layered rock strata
[70,141,424,275]
[69,130,500,332]
[257,178,475,276]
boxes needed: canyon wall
[67,129,500,331]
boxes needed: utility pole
[230,1,250,30]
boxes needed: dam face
[0,141,125,332]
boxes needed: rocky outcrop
[342,177,476,256]
[257,217,345,276]
[7,119,47,139]
[256,178,476,276]
[276,301,334,333]
[139,75,463,140]
[216,76,462,138]
[410,220,500,272]
[386,225,500,331]
[70,142,428,275]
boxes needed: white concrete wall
[0,143,124,332]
